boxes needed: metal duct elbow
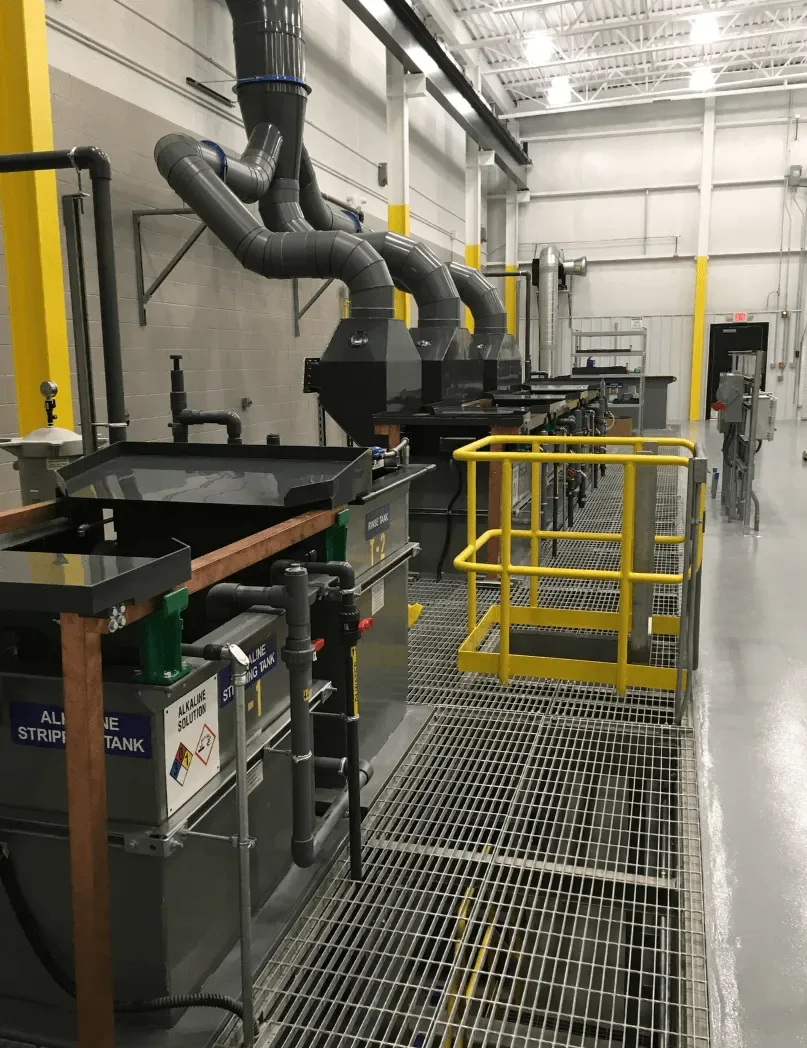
[447,262,508,335]
[155,133,394,317]
[538,245,561,373]
[361,233,462,327]
[299,146,363,233]
[198,123,282,204]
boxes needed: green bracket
[135,587,190,685]
[324,508,350,561]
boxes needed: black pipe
[0,849,252,1028]
[0,147,127,441]
[483,268,531,379]
[206,572,318,868]
[270,558,364,881]
[436,459,464,582]
[169,355,243,443]
[174,409,243,445]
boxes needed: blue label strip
[10,703,152,759]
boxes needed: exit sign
[733,312,748,322]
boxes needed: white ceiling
[413,0,807,114]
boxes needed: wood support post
[61,612,115,1048]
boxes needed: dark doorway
[705,322,768,419]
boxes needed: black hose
[436,458,464,582]
[0,849,252,1027]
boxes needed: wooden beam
[109,506,338,632]
[61,612,115,1048]
[0,498,62,534]
[373,423,401,450]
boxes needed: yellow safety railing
[452,435,707,710]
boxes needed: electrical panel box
[753,392,777,441]
[715,372,745,429]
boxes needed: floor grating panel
[213,445,708,1048]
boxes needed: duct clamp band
[200,140,228,182]
[342,209,362,232]
[235,74,312,94]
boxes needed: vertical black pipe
[281,564,316,868]
[169,355,189,442]
[88,169,127,442]
[341,602,364,882]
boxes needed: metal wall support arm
[132,208,205,326]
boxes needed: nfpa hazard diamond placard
[163,675,219,816]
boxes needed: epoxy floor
[694,418,807,1047]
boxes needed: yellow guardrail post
[529,457,540,607]
[499,458,513,684]
[467,458,477,637]
[616,459,637,695]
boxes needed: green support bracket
[136,587,190,685]
[324,508,350,562]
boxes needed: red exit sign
[733,312,748,322]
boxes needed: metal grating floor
[215,444,710,1048]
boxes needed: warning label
[10,703,152,759]
[164,675,219,815]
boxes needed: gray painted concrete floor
[694,419,807,1048]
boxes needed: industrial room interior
[0,0,806,1046]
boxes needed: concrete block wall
[0,0,470,507]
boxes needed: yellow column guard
[0,0,74,434]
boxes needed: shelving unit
[572,328,648,434]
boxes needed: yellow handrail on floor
[454,435,706,693]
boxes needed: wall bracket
[132,207,206,326]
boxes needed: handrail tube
[455,452,692,467]
[453,433,696,453]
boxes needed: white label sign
[371,579,385,615]
[164,675,220,816]
[630,316,643,331]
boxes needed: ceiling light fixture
[547,76,572,106]
[690,11,720,44]
[689,65,716,91]
[524,32,554,67]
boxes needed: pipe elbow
[71,145,112,180]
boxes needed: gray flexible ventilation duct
[225,0,471,331]
[362,233,463,327]
[448,262,508,335]
[155,133,395,317]
[226,0,311,232]
[197,123,282,204]
[299,146,362,233]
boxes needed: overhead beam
[504,42,807,95]
[416,0,515,113]
[340,0,531,188]
[489,21,807,76]
[452,0,807,44]
[505,71,807,118]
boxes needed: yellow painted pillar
[386,54,411,325]
[689,97,715,421]
[689,256,709,420]
[464,134,481,333]
[0,0,74,434]
[504,183,519,338]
